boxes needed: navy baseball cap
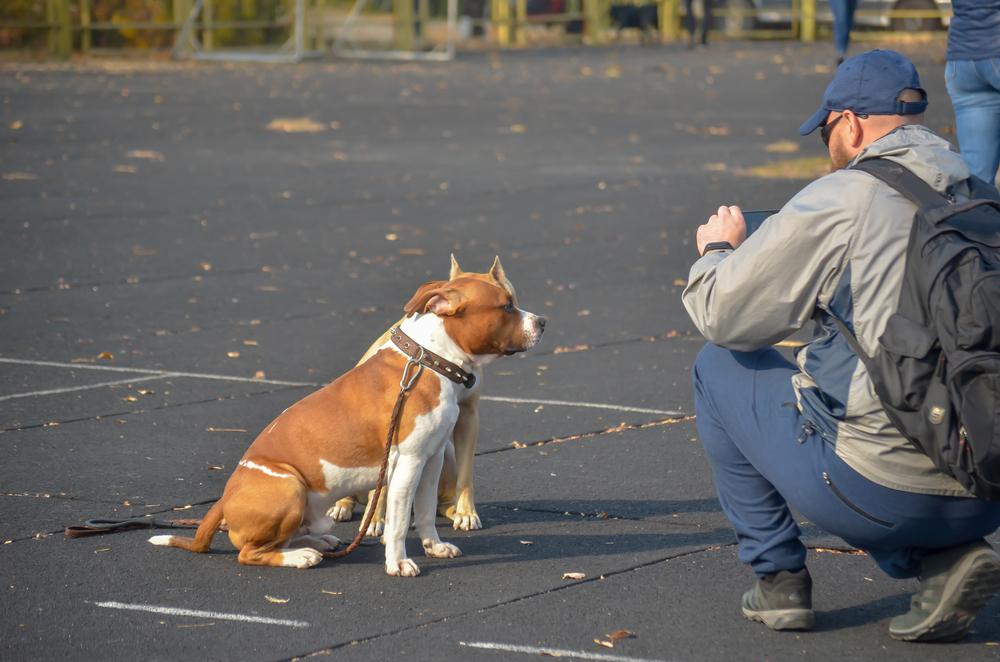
[799,50,928,136]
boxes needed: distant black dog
[609,4,659,44]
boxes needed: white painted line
[0,358,317,388]
[481,396,684,417]
[461,641,676,662]
[0,374,168,402]
[89,600,310,628]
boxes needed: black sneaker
[889,539,1000,642]
[741,568,815,630]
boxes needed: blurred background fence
[0,0,951,59]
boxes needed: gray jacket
[683,125,975,497]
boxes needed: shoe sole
[890,549,1000,642]
[742,606,815,631]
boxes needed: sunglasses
[820,112,869,147]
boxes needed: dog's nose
[538,317,546,331]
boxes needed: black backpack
[833,157,1000,500]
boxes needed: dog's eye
[503,301,514,312]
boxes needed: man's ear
[449,254,465,280]
[403,281,466,317]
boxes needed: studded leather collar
[388,327,477,389]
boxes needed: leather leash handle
[65,517,200,538]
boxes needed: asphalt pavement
[5,36,1000,662]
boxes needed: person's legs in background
[692,342,1000,639]
[828,0,858,64]
[946,58,1000,187]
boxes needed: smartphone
[742,209,781,237]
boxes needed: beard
[830,139,853,171]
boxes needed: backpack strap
[850,158,949,208]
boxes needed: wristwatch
[702,241,734,256]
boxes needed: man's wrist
[701,241,735,256]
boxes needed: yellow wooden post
[495,0,510,47]
[800,0,815,42]
[315,0,326,51]
[583,0,598,42]
[56,0,71,59]
[80,0,91,53]
[395,0,414,51]
[202,0,214,51]
[515,0,526,46]
[173,0,190,49]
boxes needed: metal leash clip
[400,348,424,391]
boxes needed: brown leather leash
[66,328,469,560]
[322,344,425,558]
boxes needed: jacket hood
[849,125,970,194]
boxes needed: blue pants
[946,58,1000,186]
[692,343,1000,579]
[829,0,857,57]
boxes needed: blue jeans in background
[829,0,857,59]
[692,342,1000,580]
[946,58,1000,186]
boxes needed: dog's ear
[449,254,465,280]
[490,256,517,305]
[403,281,466,318]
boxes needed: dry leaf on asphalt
[97,351,113,359]
[594,639,614,648]
[519,540,533,545]
[563,572,585,579]
[266,117,326,133]
[127,150,165,161]
[608,630,635,643]
[265,595,289,603]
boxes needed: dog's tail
[149,499,225,553]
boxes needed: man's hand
[696,206,747,256]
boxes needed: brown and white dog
[330,256,516,535]
[150,276,544,575]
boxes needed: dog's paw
[280,548,323,568]
[329,505,353,522]
[364,520,385,538]
[386,558,421,577]
[452,512,482,531]
[423,540,462,558]
[316,535,342,552]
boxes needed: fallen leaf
[553,345,590,354]
[206,428,247,432]
[255,371,266,379]
[133,248,157,256]
[563,572,585,579]
[113,165,138,174]
[703,163,727,171]
[765,140,800,154]
[385,233,398,241]
[576,310,590,316]
[510,124,527,133]
[266,117,326,133]
[741,157,831,181]
[519,540,533,545]
[597,512,609,518]
[673,279,687,286]
[399,248,424,255]
[594,639,614,648]
[127,149,165,161]
[321,590,342,595]
[9,120,23,129]
[604,64,622,78]
[228,352,240,358]
[123,500,130,506]
[137,390,154,395]
[200,262,212,270]
[97,351,113,359]
[540,653,563,658]
[206,465,224,470]
[173,505,193,510]
[265,595,289,603]
[3,172,37,180]
[607,630,635,643]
